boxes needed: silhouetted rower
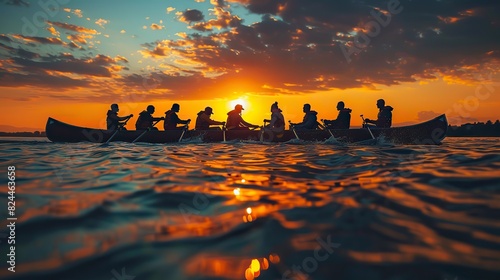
[135,105,164,130]
[291,104,318,130]
[365,99,393,128]
[195,107,225,130]
[106,103,133,130]
[264,102,285,133]
[226,104,259,130]
[324,101,351,129]
[164,103,191,130]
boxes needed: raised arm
[118,114,133,121]
[208,119,225,126]
[241,119,257,128]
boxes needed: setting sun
[229,98,248,111]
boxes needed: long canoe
[45,114,448,144]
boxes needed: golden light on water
[246,207,252,215]
[269,254,281,264]
[245,259,264,280]
[233,188,241,196]
[262,258,270,270]
[250,259,260,273]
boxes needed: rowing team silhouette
[106,99,393,132]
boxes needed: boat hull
[45,115,448,145]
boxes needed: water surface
[0,137,499,280]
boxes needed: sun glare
[229,98,248,110]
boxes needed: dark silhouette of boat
[45,115,448,144]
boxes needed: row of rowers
[106,99,394,132]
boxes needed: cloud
[14,53,118,77]
[12,34,65,45]
[190,3,242,31]
[417,111,441,122]
[180,9,204,23]
[63,8,83,18]
[47,25,60,37]
[150,23,165,30]
[73,9,83,18]
[95,18,109,28]
[114,55,128,63]
[2,0,499,102]
[134,0,500,97]
[47,21,98,34]
[66,34,93,45]
[0,34,13,43]
[0,42,126,83]
[4,0,28,7]
[0,68,89,89]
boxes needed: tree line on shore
[447,120,500,137]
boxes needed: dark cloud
[181,9,204,22]
[0,69,89,89]
[0,40,127,90]
[47,21,98,34]
[134,0,499,97]
[4,0,29,7]
[12,35,65,45]
[0,34,12,43]
[9,53,119,77]
[190,3,243,32]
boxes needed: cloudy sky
[0,0,499,131]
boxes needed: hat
[204,106,213,114]
[235,104,244,110]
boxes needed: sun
[229,98,247,110]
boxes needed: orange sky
[1,78,499,131]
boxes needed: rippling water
[0,137,499,280]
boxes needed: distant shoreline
[0,132,46,137]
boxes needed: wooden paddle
[104,115,132,145]
[319,119,336,140]
[288,120,300,140]
[132,119,162,143]
[259,120,270,142]
[360,115,375,140]
[178,120,191,142]
[222,123,226,142]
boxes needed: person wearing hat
[106,103,133,130]
[290,103,318,130]
[264,102,285,133]
[323,101,352,129]
[226,104,259,130]
[364,99,393,128]
[164,103,191,130]
[135,105,164,130]
[195,107,226,130]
